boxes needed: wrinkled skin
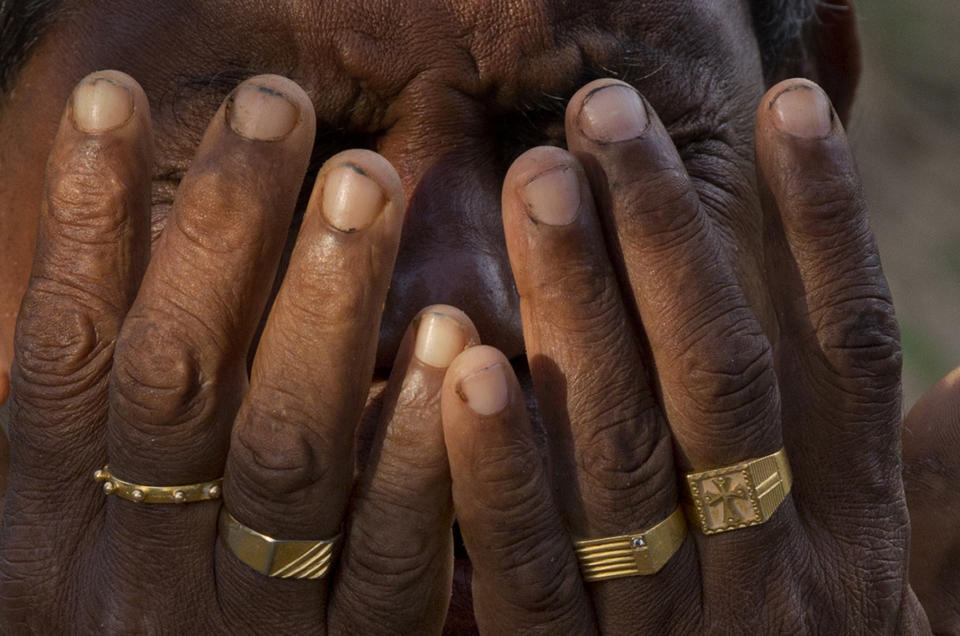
[0,0,952,633]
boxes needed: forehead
[70,0,760,131]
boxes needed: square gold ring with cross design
[684,447,793,535]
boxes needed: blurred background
[851,0,960,409]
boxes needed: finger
[501,146,696,629]
[565,80,792,611]
[327,305,479,634]
[566,78,782,473]
[755,79,902,514]
[442,345,597,634]
[6,70,151,526]
[218,149,404,626]
[102,76,315,591]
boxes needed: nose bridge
[378,72,490,188]
[377,78,505,242]
[373,81,523,363]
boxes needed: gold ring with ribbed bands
[684,447,792,535]
[573,507,687,582]
[219,509,341,580]
[93,465,222,504]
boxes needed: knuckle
[280,263,373,332]
[173,168,270,255]
[110,319,212,428]
[816,295,901,386]
[678,319,779,441]
[577,405,676,516]
[469,440,549,518]
[619,167,702,250]
[534,264,624,345]
[13,288,115,405]
[491,528,586,621]
[366,439,448,497]
[331,531,448,632]
[790,171,862,231]
[45,151,130,237]
[342,520,442,588]
[229,406,329,503]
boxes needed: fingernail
[226,84,300,141]
[579,84,649,143]
[521,165,581,226]
[414,312,469,368]
[457,363,509,416]
[71,77,134,133]
[771,84,834,138]
[322,163,386,233]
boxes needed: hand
[440,78,931,633]
[0,71,477,634]
[902,369,960,633]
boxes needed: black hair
[0,0,820,95]
[0,0,61,93]
[749,0,820,78]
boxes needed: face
[0,0,769,388]
[1,2,863,630]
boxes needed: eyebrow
[164,37,667,124]
[513,42,667,115]
[163,61,267,130]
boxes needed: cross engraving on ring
[703,476,750,524]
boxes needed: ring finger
[216,149,405,628]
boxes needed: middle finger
[565,79,790,615]
[501,145,697,631]
[101,75,315,613]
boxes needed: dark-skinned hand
[0,71,481,635]
[438,78,932,634]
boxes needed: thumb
[902,366,960,633]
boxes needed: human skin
[0,0,951,633]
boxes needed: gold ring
[573,507,687,582]
[93,465,222,504]
[219,509,341,580]
[684,447,792,534]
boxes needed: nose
[374,89,523,369]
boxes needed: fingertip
[225,74,315,142]
[505,146,576,185]
[504,146,588,228]
[444,345,514,418]
[446,344,511,383]
[67,70,152,137]
[412,304,480,369]
[759,78,838,140]
[69,70,137,134]
[565,78,651,145]
[313,149,404,234]
[904,366,960,456]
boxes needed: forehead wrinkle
[107,0,758,155]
